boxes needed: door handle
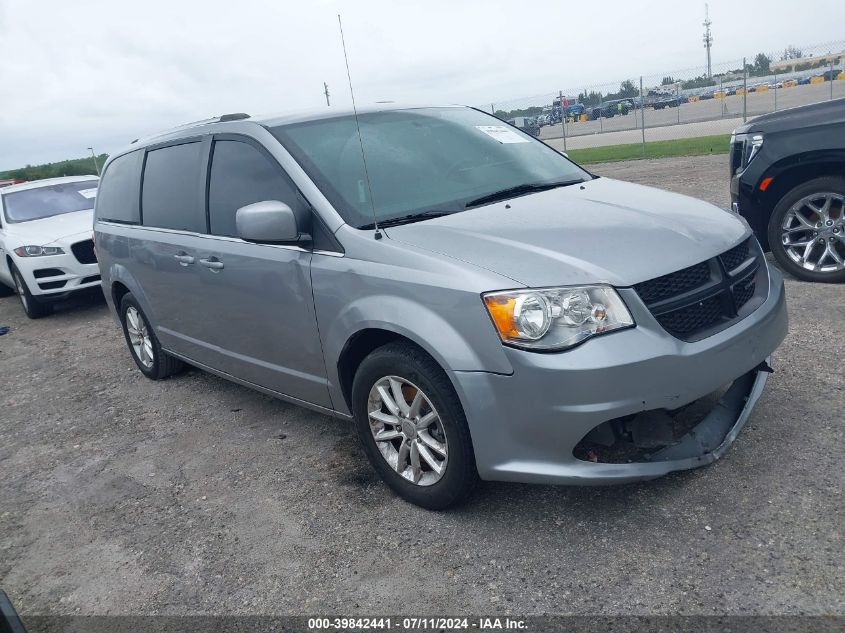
[173,253,195,266]
[199,257,224,271]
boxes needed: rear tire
[351,341,478,510]
[767,176,845,283]
[119,293,184,379]
[11,264,50,319]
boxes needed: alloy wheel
[125,306,154,369]
[367,376,448,486]
[781,192,845,273]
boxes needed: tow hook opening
[573,367,763,464]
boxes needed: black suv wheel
[768,176,845,283]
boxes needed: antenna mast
[338,14,381,238]
[703,4,713,78]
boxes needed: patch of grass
[567,134,731,164]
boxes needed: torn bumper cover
[573,362,771,467]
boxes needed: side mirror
[236,200,303,243]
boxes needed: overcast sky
[0,0,840,170]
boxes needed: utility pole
[559,90,567,153]
[323,82,330,106]
[87,147,100,176]
[639,77,646,155]
[703,3,713,78]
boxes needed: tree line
[0,154,107,181]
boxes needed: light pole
[87,147,101,176]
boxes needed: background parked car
[566,103,586,119]
[730,97,845,282]
[507,116,540,136]
[0,176,101,318]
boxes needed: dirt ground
[1,155,843,618]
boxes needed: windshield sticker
[475,125,530,144]
[77,188,98,199]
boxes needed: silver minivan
[95,106,788,509]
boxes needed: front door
[185,136,330,407]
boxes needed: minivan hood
[3,209,94,245]
[384,178,748,287]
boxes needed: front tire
[351,342,478,510]
[11,264,50,319]
[768,177,845,283]
[119,293,184,379]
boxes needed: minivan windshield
[3,180,98,224]
[270,107,590,229]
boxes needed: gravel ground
[1,155,843,618]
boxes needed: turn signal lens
[483,295,518,338]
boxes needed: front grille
[720,239,751,272]
[80,275,101,284]
[634,238,767,342]
[656,294,724,335]
[71,239,97,264]
[732,275,756,310]
[633,261,711,304]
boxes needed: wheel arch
[335,326,479,416]
[105,264,158,327]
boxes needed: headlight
[745,133,764,165]
[13,245,65,257]
[483,286,634,351]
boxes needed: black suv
[730,98,845,282]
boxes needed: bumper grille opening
[71,239,97,264]
[38,280,67,290]
[33,268,64,279]
[634,238,767,342]
[80,275,101,284]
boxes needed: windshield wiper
[359,210,456,230]
[465,179,583,208]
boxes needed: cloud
[0,0,841,169]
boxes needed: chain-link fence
[483,40,845,154]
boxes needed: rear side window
[208,140,305,238]
[96,150,142,224]
[141,142,204,232]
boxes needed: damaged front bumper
[450,267,788,485]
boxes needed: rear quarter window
[96,150,143,224]
[141,142,205,232]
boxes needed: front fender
[316,292,514,416]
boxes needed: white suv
[0,176,101,318]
